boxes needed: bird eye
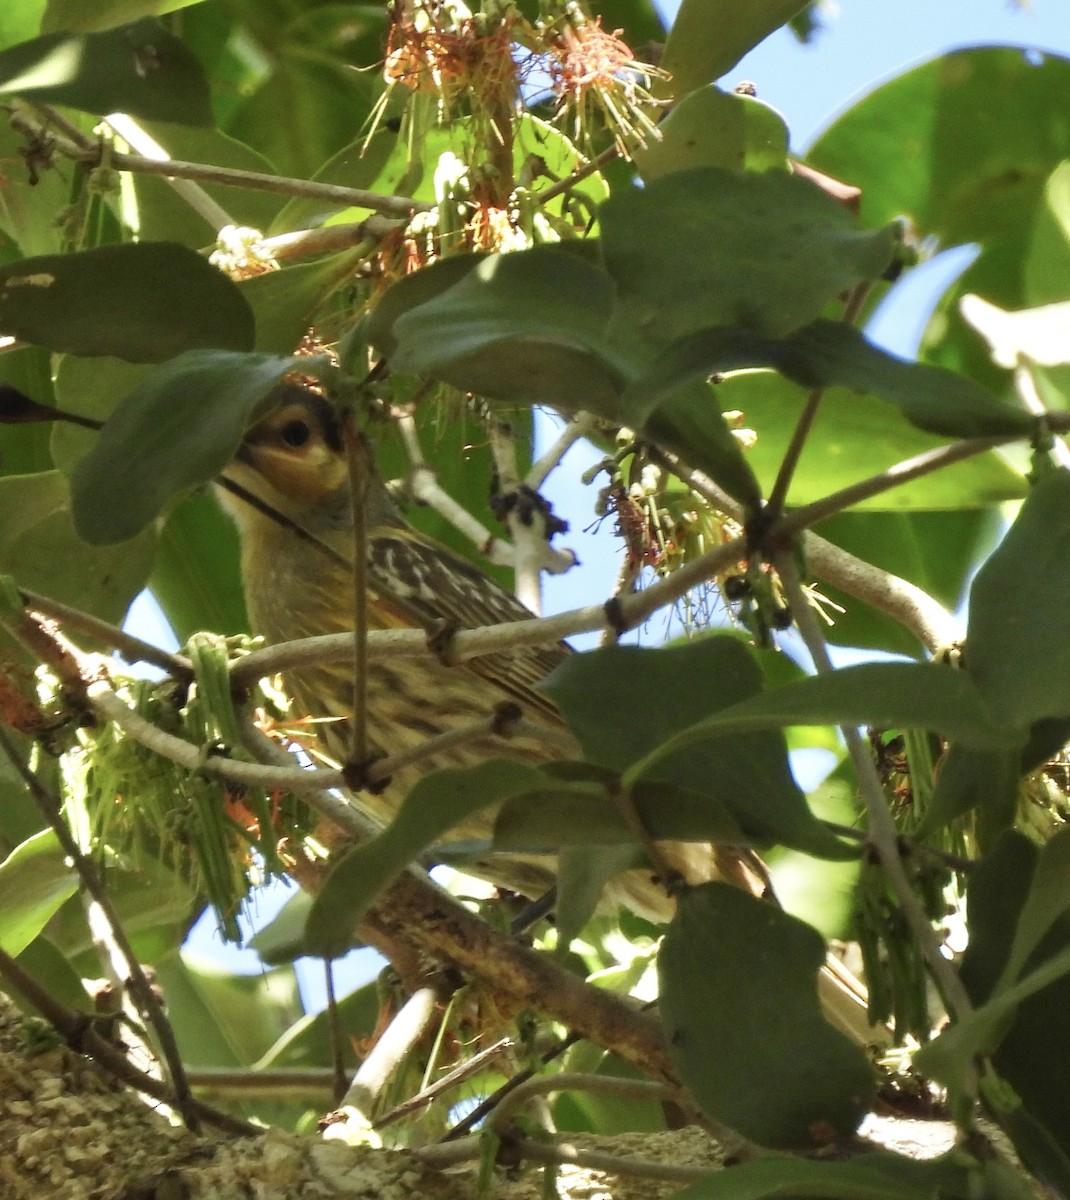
[280,419,311,448]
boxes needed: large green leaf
[965,469,1070,729]
[41,1,206,35]
[634,87,789,181]
[542,638,849,858]
[0,830,78,957]
[600,169,897,345]
[631,320,1033,440]
[69,349,303,544]
[808,48,1070,247]
[389,246,630,415]
[0,243,254,362]
[621,661,1017,781]
[0,470,154,623]
[0,19,212,124]
[659,884,874,1149]
[150,491,247,641]
[657,0,807,98]
[306,759,549,958]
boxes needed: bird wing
[365,526,570,722]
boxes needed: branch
[10,108,431,221]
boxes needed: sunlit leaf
[0,831,78,957]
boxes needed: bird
[216,383,625,902]
[216,383,880,1042]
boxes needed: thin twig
[487,1071,672,1133]
[775,434,1013,537]
[17,587,192,677]
[535,144,620,204]
[374,1036,514,1128]
[766,281,872,515]
[10,109,431,220]
[526,412,598,489]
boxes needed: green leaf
[634,87,789,181]
[240,250,371,356]
[11,937,91,1018]
[657,0,807,98]
[389,246,630,416]
[1001,827,1070,989]
[1025,159,1070,308]
[669,1151,971,1200]
[306,760,549,958]
[630,320,1033,440]
[965,469,1070,728]
[0,243,254,362]
[735,373,1024,511]
[494,776,747,849]
[0,470,154,623]
[69,349,302,544]
[0,831,78,957]
[808,48,1070,248]
[600,169,897,345]
[0,19,213,124]
[542,639,849,858]
[624,662,1016,795]
[150,491,247,641]
[154,950,303,1068]
[659,884,874,1149]
[644,380,764,510]
[41,1,206,35]
[915,743,1021,845]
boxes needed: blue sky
[182,3,1070,1005]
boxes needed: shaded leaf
[306,760,549,958]
[628,662,1017,775]
[600,169,897,345]
[0,243,254,362]
[915,743,1020,846]
[660,884,874,1148]
[0,19,212,124]
[70,350,305,544]
[670,1151,972,1200]
[0,470,154,623]
[389,246,629,416]
[630,319,1032,439]
[966,469,1070,728]
[494,776,747,849]
[543,639,849,858]
[41,1,205,35]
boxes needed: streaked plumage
[217,386,581,897]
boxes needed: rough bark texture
[0,991,728,1199]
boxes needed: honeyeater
[217,385,877,1037]
[217,384,695,906]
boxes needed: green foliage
[1,2,1070,1192]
